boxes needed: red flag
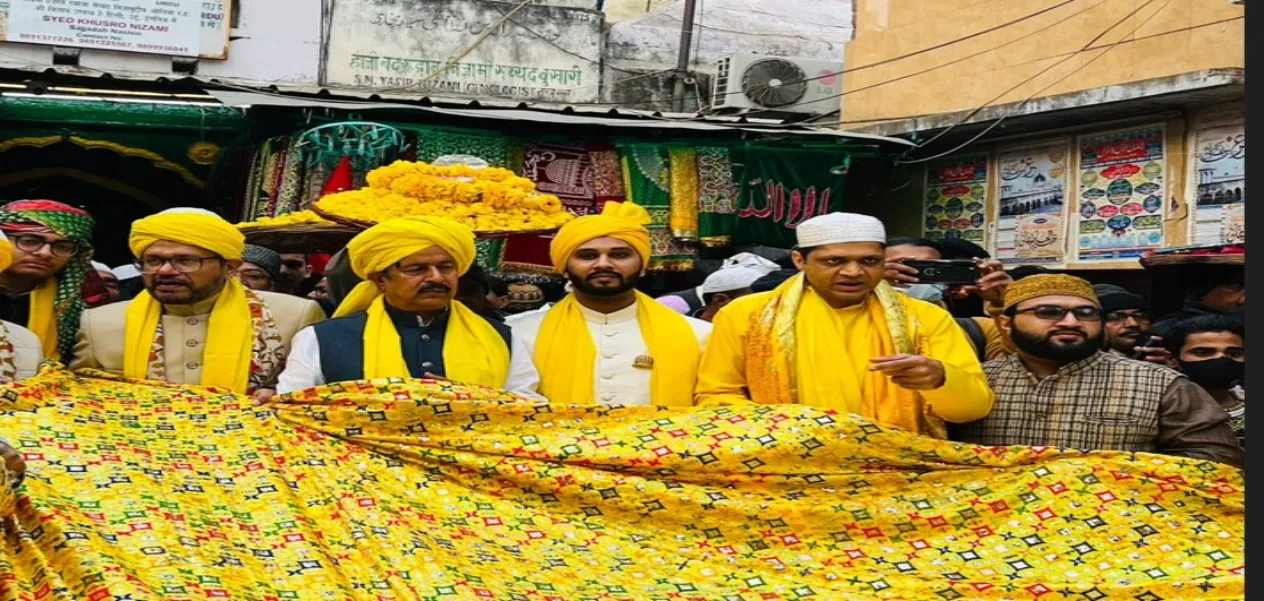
[322,156,354,195]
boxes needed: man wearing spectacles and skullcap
[954,274,1242,466]
[0,200,96,361]
[71,208,325,403]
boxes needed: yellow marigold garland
[320,160,573,232]
[236,210,333,229]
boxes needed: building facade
[839,0,1244,269]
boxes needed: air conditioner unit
[711,54,843,115]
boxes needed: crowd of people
[0,198,1246,484]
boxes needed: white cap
[112,264,141,279]
[795,212,886,248]
[701,266,768,295]
[91,261,111,272]
[720,252,779,274]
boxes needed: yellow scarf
[362,296,509,387]
[123,279,254,392]
[534,292,699,406]
[28,278,59,360]
[744,274,946,437]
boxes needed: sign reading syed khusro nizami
[4,0,201,56]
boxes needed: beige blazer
[70,290,325,386]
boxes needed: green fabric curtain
[733,149,850,248]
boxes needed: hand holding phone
[899,260,982,286]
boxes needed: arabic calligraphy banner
[1075,125,1167,261]
[923,153,988,244]
[994,142,1069,264]
[733,149,848,248]
[1192,121,1245,245]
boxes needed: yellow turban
[0,231,12,273]
[1003,274,1099,311]
[335,216,477,318]
[129,208,244,260]
[549,201,651,273]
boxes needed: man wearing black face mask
[1164,315,1245,447]
[955,275,1242,466]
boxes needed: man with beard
[696,213,992,437]
[1092,283,1173,366]
[954,274,1241,466]
[1163,315,1246,448]
[277,216,541,398]
[72,209,325,402]
[508,202,710,406]
[0,200,96,361]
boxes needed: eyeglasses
[12,235,79,258]
[1013,305,1103,322]
[135,256,222,274]
[1105,310,1151,323]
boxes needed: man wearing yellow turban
[276,216,541,397]
[0,230,47,383]
[695,212,994,438]
[507,202,711,406]
[71,208,326,399]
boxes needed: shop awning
[204,89,915,146]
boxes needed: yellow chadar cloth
[535,293,699,406]
[335,216,509,388]
[124,210,254,392]
[695,273,994,437]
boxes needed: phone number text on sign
[5,0,200,56]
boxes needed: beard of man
[1011,322,1104,363]
[148,272,227,305]
[569,268,641,297]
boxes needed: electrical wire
[893,0,1182,164]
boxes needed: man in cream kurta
[71,208,324,400]
[509,302,711,406]
[511,201,710,407]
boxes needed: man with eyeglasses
[1092,283,1173,366]
[277,216,541,398]
[0,199,96,361]
[71,209,325,402]
[238,245,283,292]
[954,274,1241,466]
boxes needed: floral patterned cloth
[0,368,1244,600]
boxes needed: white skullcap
[656,295,692,314]
[112,264,141,279]
[701,265,768,295]
[720,252,779,274]
[795,212,886,248]
[91,261,111,272]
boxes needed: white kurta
[508,301,713,406]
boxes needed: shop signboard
[324,0,602,103]
[0,0,229,59]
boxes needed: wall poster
[994,142,1069,264]
[1191,122,1245,245]
[923,153,988,244]
[1075,125,1166,261]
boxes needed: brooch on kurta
[633,355,654,369]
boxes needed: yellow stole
[27,278,59,360]
[362,296,509,388]
[123,279,254,392]
[744,273,947,437]
[533,292,699,406]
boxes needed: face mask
[902,283,946,303]
[1178,357,1245,390]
